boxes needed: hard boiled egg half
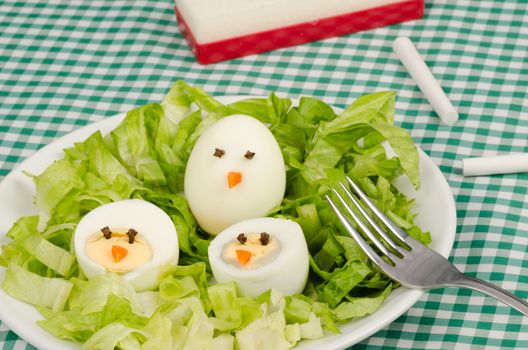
[74,199,179,292]
[208,217,309,298]
[184,114,286,235]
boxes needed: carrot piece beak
[112,245,128,263]
[227,171,242,188]
[235,249,252,266]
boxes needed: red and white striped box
[175,0,424,65]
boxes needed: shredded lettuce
[68,273,143,314]
[20,234,75,276]
[0,81,431,349]
[333,284,393,321]
[208,282,262,331]
[82,322,143,350]
[236,301,293,350]
[34,158,85,230]
[2,263,72,312]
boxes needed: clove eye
[244,150,255,160]
[237,233,247,244]
[127,228,138,244]
[214,148,225,158]
[101,226,112,239]
[259,232,270,246]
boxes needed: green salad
[0,81,430,349]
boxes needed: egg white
[73,199,179,292]
[208,217,309,298]
[184,114,286,235]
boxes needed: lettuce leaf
[68,273,143,314]
[33,159,85,229]
[333,283,393,321]
[82,322,143,350]
[20,234,75,276]
[208,282,262,331]
[2,263,72,312]
[109,103,167,187]
[235,305,293,350]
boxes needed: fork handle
[448,275,528,316]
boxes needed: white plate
[0,96,457,350]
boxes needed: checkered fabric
[1,0,527,349]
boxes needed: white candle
[462,153,528,176]
[393,37,459,125]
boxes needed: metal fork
[326,176,528,316]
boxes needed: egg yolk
[222,233,280,270]
[86,231,152,274]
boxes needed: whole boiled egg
[208,217,309,298]
[184,114,286,235]
[73,199,179,292]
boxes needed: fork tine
[346,176,410,243]
[325,194,395,272]
[338,182,408,256]
[330,187,400,261]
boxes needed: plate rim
[0,95,457,350]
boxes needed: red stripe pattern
[175,0,424,64]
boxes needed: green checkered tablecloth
[1,0,527,349]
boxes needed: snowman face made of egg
[184,115,286,235]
